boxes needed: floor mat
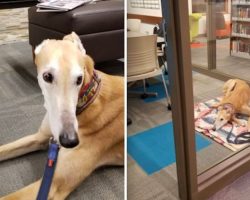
[127,121,211,175]
[195,98,250,151]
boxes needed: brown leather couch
[28,0,124,63]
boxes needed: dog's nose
[59,131,79,148]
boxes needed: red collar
[76,70,101,115]
[222,103,235,113]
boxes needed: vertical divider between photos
[124,0,128,198]
[160,0,198,200]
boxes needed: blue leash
[37,138,60,200]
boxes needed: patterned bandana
[76,70,101,115]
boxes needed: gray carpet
[0,42,124,199]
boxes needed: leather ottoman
[28,0,124,63]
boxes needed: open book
[37,0,92,12]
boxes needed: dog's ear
[223,79,236,97]
[83,55,94,84]
[34,39,49,56]
[63,32,86,55]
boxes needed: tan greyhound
[0,32,124,200]
[214,79,250,130]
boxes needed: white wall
[127,0,162,17]
[188,0,192,14]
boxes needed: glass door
[161,0,250,199]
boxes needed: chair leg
[161,72,171,110]
[143,79,146,93]
[127,118,132,126]
[140,79,157,99]
[160,57,168,75]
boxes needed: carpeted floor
[0,42,124,199]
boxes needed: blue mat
[127,122,212,175]
[131,75,169,103]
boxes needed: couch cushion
[28,0,124,35]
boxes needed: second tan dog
[0,32,124,199]
[214,79,250,130]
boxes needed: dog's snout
[59,131,79,148]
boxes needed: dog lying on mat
[0,32,124,199]
[213,79,250,130]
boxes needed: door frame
[161,0,250,199]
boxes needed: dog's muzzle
[59,130,79,148]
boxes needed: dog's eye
[76,76,82,85]
[43,72,53,83]
[220,118,223,121]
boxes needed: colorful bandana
[76,70,101,115]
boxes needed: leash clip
[48,137,60,167]
[49,137,59,145]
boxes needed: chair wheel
[127,118,132,125]
[140,93,148,99]
[167,104,171,110]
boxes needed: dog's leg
[47,140,124,199]
[247,118,250,131]
[97,141,124,167]
[232,115,244,126]
[47,147,104,200]
[0,146,103,200]
[240,105,250,116]
[0,180,41,200]
[0,115,51,162]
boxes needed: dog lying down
[0,32,124,199]
[213,79,250,131]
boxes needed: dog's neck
[76,70,101,115]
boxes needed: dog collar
[76,70,101,115]
[223,103,235,113]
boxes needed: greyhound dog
[0,32,124,199]
[213,79,250,130]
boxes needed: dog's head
[35,32,94,148]
[214,104,234,130]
